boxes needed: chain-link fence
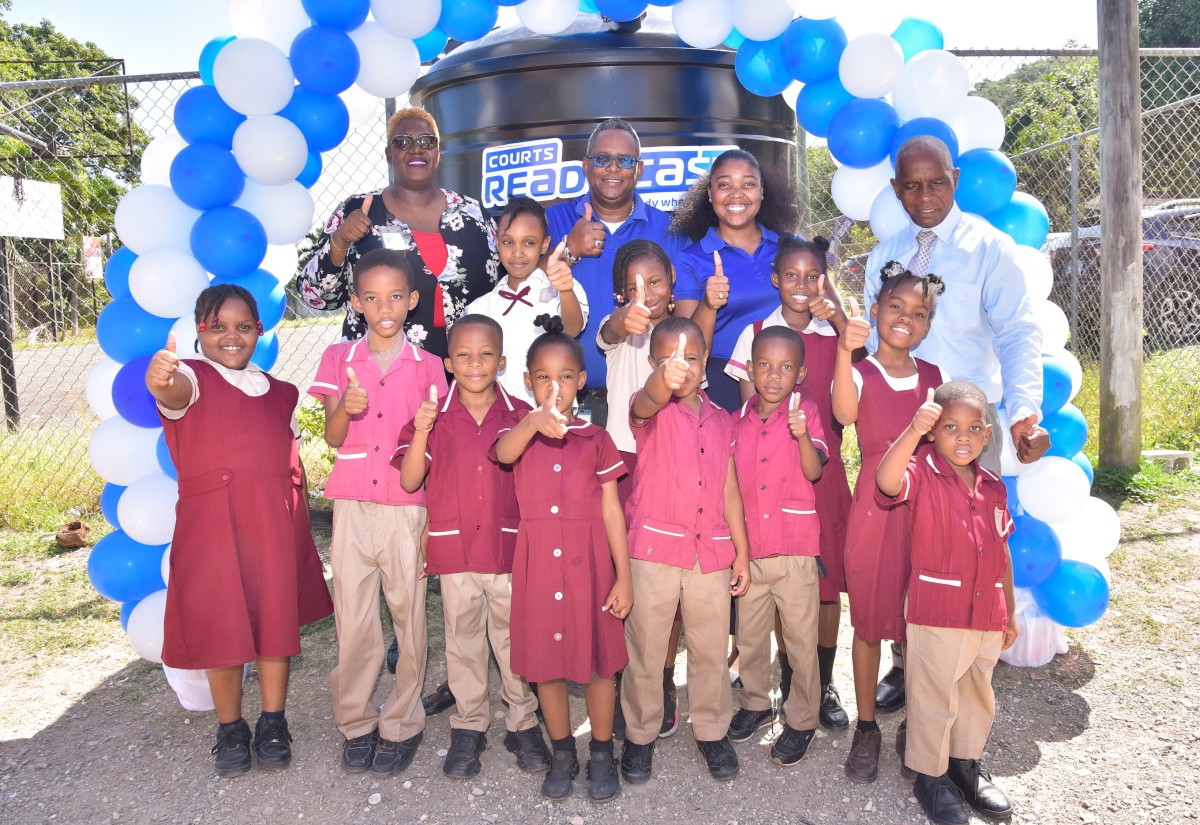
[1,48,1198,514]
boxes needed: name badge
[539,285,558,304]
[375,227,410,251]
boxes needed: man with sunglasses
[545,118,687,426]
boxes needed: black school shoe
[587,750,621,802]
[443,729,487,778]
[875,665,906,713]
[371,731,422,775]
[541,749,579,799]
[211,719,252,778]
[696,736,739,781]
[769,725,815,766]
[914,771,969,825]
[252,715,293,770]
[342,729,378,772]
[819,683,850,729]
[504,727,552,772]
[421,681,456,716]
[386,638,398,674]
[619,740,654,784]
[947,757,1014,820]
[728,707,775,743]
[659,684,680,738]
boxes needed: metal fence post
[0,237,20,430]
[1068,135,1080,340]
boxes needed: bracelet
[330,237,349,253]
[562,247,580,266]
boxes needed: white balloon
[89,417,163,486]
[672,0,734,50]
[788,0,835,19]
[128,248,210,319]
[86,358,122,420]
[340,83,383,131]
[830,158,893,222]
[349,22,422,99]
[234,180,315,245]
[370,0,441,40]
[836,6,905,40]
[140,130,187,187]
[869,186,910,243]
[732,0,794,42]
[782,80,803,110]
[118,474,179,547]
[212,38,295,117]
[1044,346,1084,401]
[114,185,201,256]
[170,315,201,359]
[997,406,1036,477]
[838,33,904,99]
[891,49,969,121]
[1049,496,1122,567]
[261,243,301,283]
[1012,245,1054,302]
[126,588,168,663]
[948,96,1005,153]
[1016,456,1090,524]
[232,115,309,186]
[1034,299,1070,352]
[161,543,172,587]
[227,0,310,53]
[516,0,578,36]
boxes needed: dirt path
[1,501,1197,825]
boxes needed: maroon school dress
[494,414,629,684]
[844,357,944,644]
[159,360,333,670]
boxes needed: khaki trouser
[330,500,427,741]
[441,571,539,733]
[903,622,1002,776]
[622,558,733,744]
[736,555,820,731]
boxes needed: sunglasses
[391,134,439,151]
[586,153,640,169]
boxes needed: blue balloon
[190,206,267,280]
[1032,559,1110,628]
[580,0,600,11]
[827,98,900,168]
[97,297,175,364]
[198,35,235,86]
[87,531,168,603]
[290,25,360,96]
[889,117,958,168]
[1043,403,1088,458]
[156,430,177,481]
[485,0,525,5]
[985,191,1050,249]
[1071,452,1094,485]
[104,247,135,300]
[1041,354,1073,416]
[415,27,449,63]
[890,17,944,61]
[724,28,746,50]
[280,87,349,153]
[174,86,246,150]
[781,17,847,84]
[100,482,127,528]
[296,152,322,188]
[111,355,160,429]
[119,598,139,631]
[735,36,792,98]
[439,0,500,41]
[250,329,280,371]
[955,148,1017,217]
[593,0,648,22]
[1009,514,1062,588]
[1002,475,1021,516]
[212,269,287,331]
[796,76,854,138]
[301,0,369,31]
[169,142,245,211]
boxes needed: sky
[8,0,1100,76]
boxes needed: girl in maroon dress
[491,318,632,803]
[146,285,333,779]
[830,263,947,783]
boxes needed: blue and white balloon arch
[86,0,1115,673]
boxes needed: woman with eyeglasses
[296,107,501,359]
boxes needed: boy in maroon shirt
[393,315,551,780]
[876,381,1018,825]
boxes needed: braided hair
[611,238,674,304]
[527,314,584,371]
[193,284,260,352]
[774,234,831,274]
[498,195,548,236]
[669,149,801,242]
[876,260,946,314]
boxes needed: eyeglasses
[391,134,439,151]
[586,153,640,169]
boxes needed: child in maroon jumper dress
[832,263,949,784]
[492,318,633,803]
[146,284,333,778]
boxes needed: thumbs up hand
[335,193,375,249]
[660,332,690,391]
[809,273,840,323]
[146,332,180,392]
[787,392,809,440]
[703,251,730,311]
[342,366,369,416]
[911,388,942,435]
[531,380,569,439]
[414,384,440,432]
[545,240,576,293]
[841,294,871,352]
[567,201,606,260]
[619,272,653,337]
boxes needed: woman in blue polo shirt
[670,149,802,411]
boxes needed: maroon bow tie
[497,285,532,316]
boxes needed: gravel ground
[1,502,1197,825]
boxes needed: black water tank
[409,13,797,213]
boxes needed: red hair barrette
[198,321,207,332]
[256,321,264,336]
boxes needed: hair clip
[880,260,908,280]
[198,321,207,332]
[256,321,264,336]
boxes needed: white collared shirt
[864,204,1043,422]
[596,315,655,453]
[723,306,837,384]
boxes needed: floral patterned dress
[295,188,502,358]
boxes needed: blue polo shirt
[546,194,687,385]
[673,225,782,360]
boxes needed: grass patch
[1092,458,1200,505]
[0,424,103,531]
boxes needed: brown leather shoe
[896,718,915,778]
[844,727,882,783]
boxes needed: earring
[668,295,675,314]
